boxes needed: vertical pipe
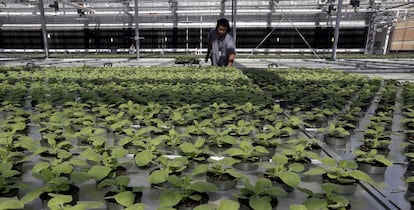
[134,0,140,60]
[220,0,225,18]
[332,0,343,61]
[232,0,237,45]
[38,0,49,58]
[186,16,189,54]
[383,26,391,55]
[62,1,66,15]
[200,15,203,53]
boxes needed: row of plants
[1,126,377,210]
[0,66,270,107]
[243,68,384,150]
[321,78,399,175]
[355,81,398,158]
[243,68,414,208]
[402,81,414,205]
[243,68,381,113]
[174,56,200,65]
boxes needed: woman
[205,18,236,67]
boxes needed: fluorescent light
[1,24,41,27]
[0,12,34,15]
[176,10,220,14]
[47,24,84,27]
[134,11,172,15]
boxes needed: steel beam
[38,0,49,58]
[332,0,343,61]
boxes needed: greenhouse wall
[0,27,367,51]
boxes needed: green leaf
[97,178,114,189]
[221,136,238,145]
[70,171,92,183]
[166,175,181,187]
[343,160,358,169]
[70,201,105,210]
[289,204,308,210]
[295,187,313,196]
[189,194,202,201]
[115,176,130,186]
[266,187,287,197]
[249,196,272,210]
[289,163,305,173]
[223,148,245,157]
[88,165,111,181]
[221,158,240,166]
[194,138,206,148]
[320,157,336,166]
[280,171,301,187]
[255,146,269,154]
[304,167,325,176]
[68,158,88,166]
[272,154,288,165]
[80,149,100,162]
[190,181,218,193]
[407,176,414,183]
[20,188,44,204]
[156,208,176,210]
[32,162,50,174]
[111,147,128,158]
[193,204,215,210]
[124,203,146,210]
[148,169,168,184]
[51,163,73,175]
[135,151,154,167]
[328,195,349,209]
[160,191,182,207]
[57,150,72,159]
[191,164,208,176]
[179,142,195,153]
[303,198,327,210]
[118,136,132,146]
[227,170,244,179]
[203,128,216,136]
[376,156,393,166]
[348,170,373,184]
[47,194,73,209]
[0,198,24,210]
[255,178,272,193]
[218,199,240,210]
[114,191,135,207]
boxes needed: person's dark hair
[216,18,231,34]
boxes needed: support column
[38,0,49,58]
[185,16,189,54]
[364,12,377,55]
[332,0,343,61]
[84,26,90,52]
[220,0,226,17]
[265,0,275,52]
[169,0,178,51]
[232,0,237,44]
[383,26,392,55]
[134,0,140,60]
[200,15,203,52]
[267,0,274,28]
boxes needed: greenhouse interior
[1,0,414,210]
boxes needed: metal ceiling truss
[0,1,413,29]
